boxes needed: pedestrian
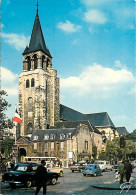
[124,160,133,182]
[35,160,48,195]
[117,161,124,184]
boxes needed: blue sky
[1,0,135,132]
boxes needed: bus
[24,156,57,164]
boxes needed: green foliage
[98,152,107,160]
[102,137,136,161]
[1,137,14,158]
[125,130,136,142]
[0,90,11,130]
[92,145,97,160]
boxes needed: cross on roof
[36,0,39,13]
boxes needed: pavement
[93,168,136,191]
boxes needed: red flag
[13,109,22,124]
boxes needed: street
[1,168,136,195]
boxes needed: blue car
[83,164,102,177]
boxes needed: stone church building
[17,6,119,165]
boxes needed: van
[95,160,113,172]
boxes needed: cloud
[60,63,135,98]
[84,10,107,24]
[1,67,18,82]
[81,0,111,6]
[1,32,30,50]
[57,20,81,33]
[1,67,18,96]
[129,86,136,95]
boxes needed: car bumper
[2,180,22,184]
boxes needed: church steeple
[23,4,52,58]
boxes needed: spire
[23,3,52,58]
[36,0,39,14]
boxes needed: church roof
[116,127,129,135]
[23,11,52,57]
[60,104,84,121]
[54,120,102,135]
[84,112,115,128]
[31,128,77,141]
[60,104,115,128]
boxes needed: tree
[1,137,14,158]
[0,90,11,131]
[92,145,97,160]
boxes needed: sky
[1,0,135,132]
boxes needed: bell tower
[19,5,60,135]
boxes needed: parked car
[113,163,120,171]
[2,163,59,188]
[46,162,63,177]
[70,163,85,172]
[83,164,102,176]
[95,161,113,172]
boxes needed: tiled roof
[30,128,76,141]
[60,104,84,121]
[60,104,115,128]
[54,120,102,135]
[23,11,52,57]
[116,127,129,135]
[84,112,115,127]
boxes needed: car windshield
[85,167,92,170]
[96,162,104,164]
[15,165,28,171]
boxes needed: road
[1,168,136,195]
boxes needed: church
[16,5,120,166]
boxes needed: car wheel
[25,180,32,188]
[51,178,57,185]
[83,173,86,176]
[94,173,96,177]
[72,170,74,173]
[9,183,16,189]
[111,169,113,171]
[59,171,63,177]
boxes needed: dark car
[2,163,59,188]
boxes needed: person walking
[117,161,124,184]
[124,160,133,182]
[35,160,48,195]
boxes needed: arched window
[26,79,29,88]
[27,123,33,134]
[26,56,31,71]
[33,54,37,69]
[46,58,50,68]
[31,78,34,87]
[42,56,45,69]
[28,97,33,112]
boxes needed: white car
[95,161,113,172]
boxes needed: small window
[33,135,38,140]
[44,134,49,140]
[26,80,29,88]
[31,78,35,87]
[50,134,55,140]
[60,134,65,139]
[60,142,64,149]
[85,141,88,150]
[45,142,48,149]
[51,142,54,149]
[34,143,37,150]
[67,133,71,139]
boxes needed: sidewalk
[93,168,136,191]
